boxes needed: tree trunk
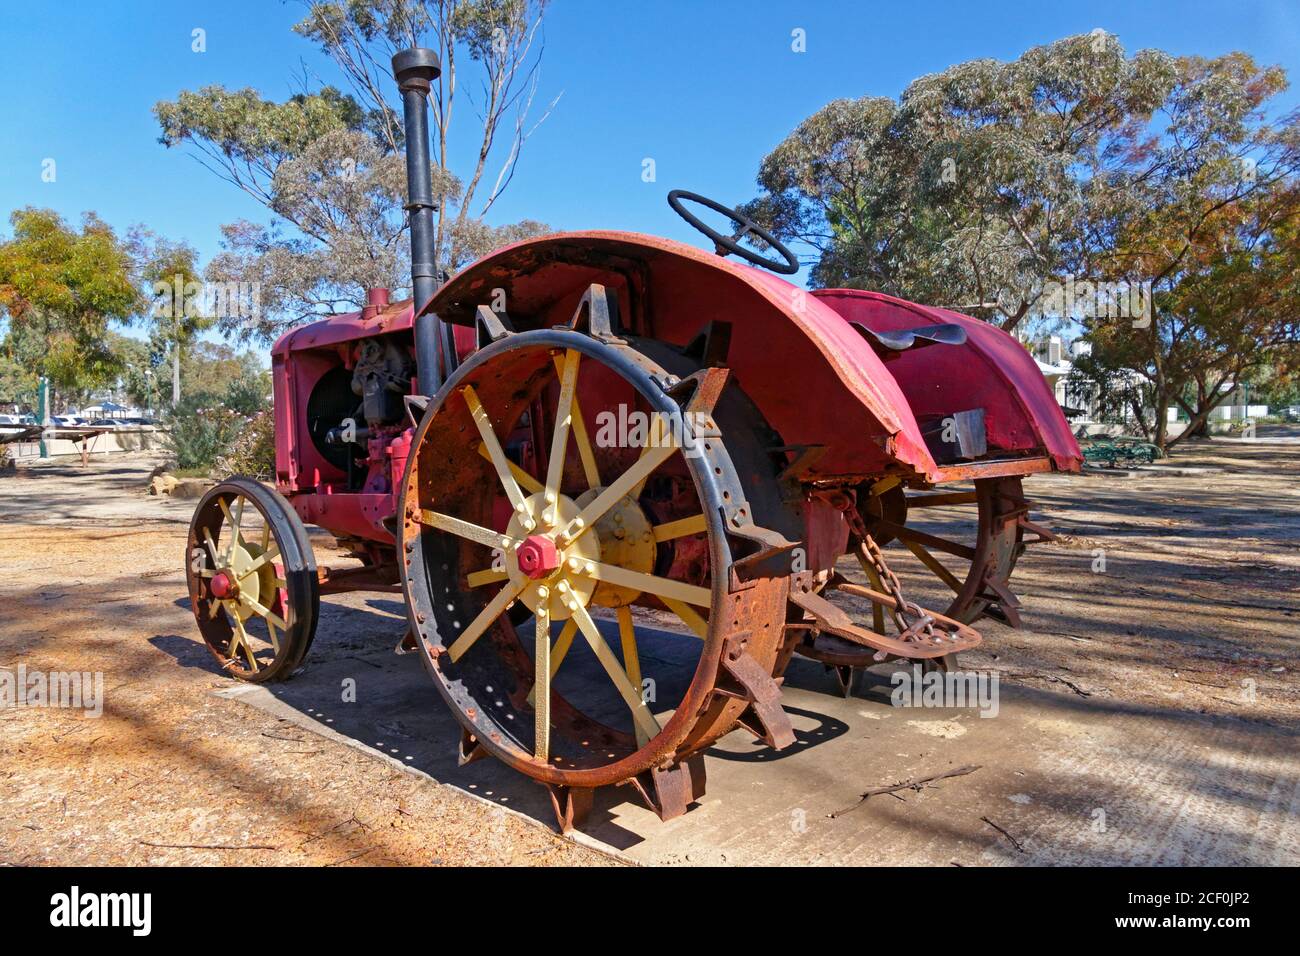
[1167,404,1218,450]
[172,344,181,407]
[1152,384,1169,449]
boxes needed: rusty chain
[845,506,938,645]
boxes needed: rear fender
[426,231,941,481]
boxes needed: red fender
[428,231,942,481]
[812,290,1083,473]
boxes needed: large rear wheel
[398,319,794,828]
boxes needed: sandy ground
[0,430,1296,866]
[0,455,615,866]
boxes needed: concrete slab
[220,594,1299,866]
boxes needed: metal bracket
[564,283,625,343]
[544,783,594,834]
[474,304,514,344]
[717,641,796,750]
[627,754,707,822]
[404,394,430,430]
[457,727,490,767]
[682,319,733,367]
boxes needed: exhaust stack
[392,47,453,393]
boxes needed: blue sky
[1,0,1297,353]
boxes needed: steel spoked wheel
[186,478,320,682]
[861,475,1025,628]
[399,328,791,810]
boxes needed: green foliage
[163,371,271,472]
[156,0,553,345]
[164,399,245,471]
[222,373,271,417]
[181,341,267,399]
[218,409,276,479]
[748,32,1300,449]
[0,208,141,402]
[155,86,364,184]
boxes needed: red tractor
[186,47,1080,831]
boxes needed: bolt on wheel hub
[516,535,560,578]
[506,490,601,620]
[209,571,236,599]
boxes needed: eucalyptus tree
[156,0,554,344]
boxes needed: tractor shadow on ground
[159,595,851,850]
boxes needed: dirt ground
[0,430,1296,866]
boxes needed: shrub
[164,399,244,472]
[217,408,275,479]
[163,373,271,473]
[223,375,270,417]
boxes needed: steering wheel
[667,189,800,275]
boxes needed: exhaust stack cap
[392,48,441,93]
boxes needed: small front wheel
[185,478,320,682]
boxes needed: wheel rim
[399,330,788,788]
[881,476,1024,626]
[186,483,316,679]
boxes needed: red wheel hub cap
[210,571,234,599]
[516,535,560,579]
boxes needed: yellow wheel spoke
[534,604,551,761]
[266,618,281,654]
[419,510,518,551]
[199,568,215,579]
[615,606,649,746]
[476,442,543,494]
[527,619,578,706]
[222,496,247,553]
[869,476,901,498]
[232,616,259,673]
[583,561,711,607]
[272,577,288,589]
[652,513,706,543]
[569,603,661,743]
[202,528,222,566]
[552,354,600,489]
[560,438,678,545]
[466,567,509,588]
[661,597,708,638]
[904,540,964,594]
[240,545,280,576]
[462,384,526,510]
[447,578,529,662]
[629,414,671,499]
[545,349,581,498]
[261,522,271,550]
[243,596,286,630]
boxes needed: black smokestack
[392,47,452,393]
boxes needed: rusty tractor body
[185,47,1079,832]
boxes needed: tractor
[185,46,1080,832]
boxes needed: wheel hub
[210,571,236,599]
[506,491,601,620]
[516,535,560,579]
[575,488,656,608]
